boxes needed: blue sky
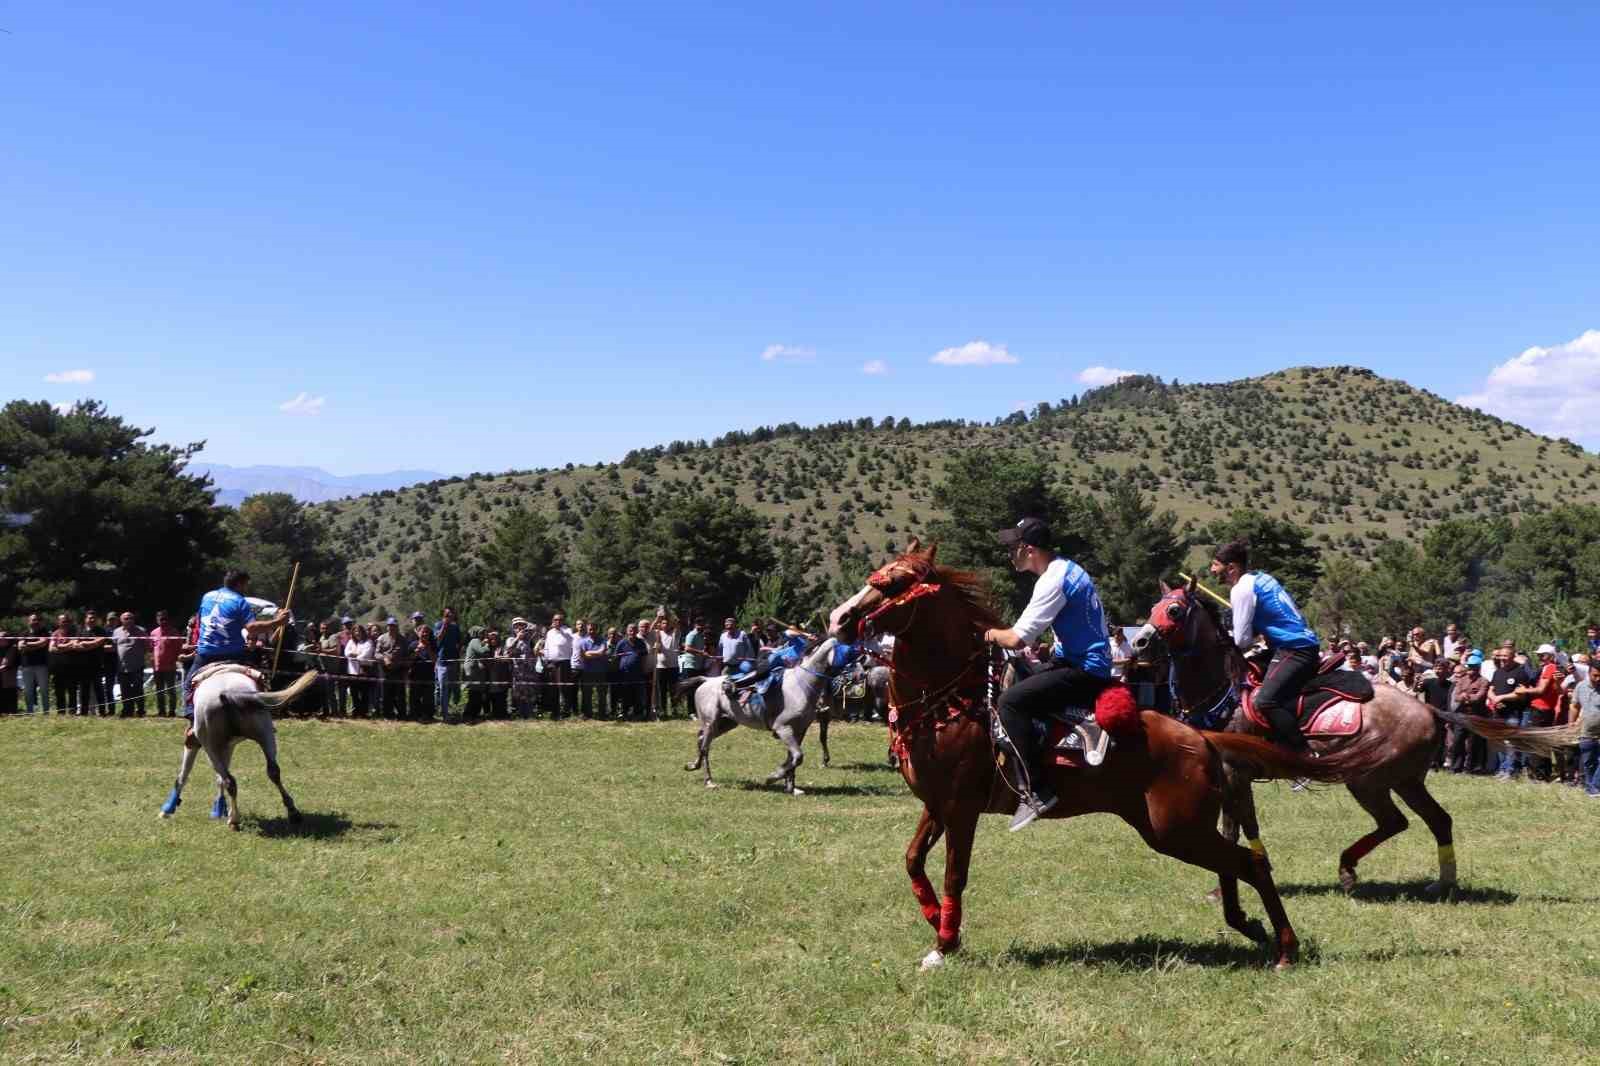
[7,4,1598,473]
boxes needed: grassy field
[3,715,1598,1064]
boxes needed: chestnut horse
[827,543,1392,971]
[1139,578,1581,898]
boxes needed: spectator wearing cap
[377,617,411,719]
[1447,651,1490,773]
[461,625,491,722]
[505,618,538,717]
[541,612,576,718]
[433,607,463,716]
[409,620,437,720]
[1512,644,1562,781]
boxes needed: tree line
[5,398,1597,650]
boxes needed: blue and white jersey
[1230,572,1318,651]
[195,587,256,657]
[1012,557,1112,678]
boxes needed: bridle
[847,556,990,720]
[1150,585,1239,725]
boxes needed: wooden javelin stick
[271,560,301,679]
[1177,571,1231,610]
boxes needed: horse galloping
[679,637,853,794]
[828,542,1393,971]
[160,667,318,830]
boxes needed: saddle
[1032,711,1112,769]
[1240,661,1373,737]
[185,663,267,701]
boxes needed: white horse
[159,668,317,830]
[680,637,852,794]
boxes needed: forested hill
[316,365,1597,613]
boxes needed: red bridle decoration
[1150,589,1193,649]
[858,580,940,641]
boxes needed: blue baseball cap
[1465,650,1483,666]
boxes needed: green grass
[3,716,1599,1063]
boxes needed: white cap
[1536,643,1557,656]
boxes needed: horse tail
[676,675,711,699]
[1428,707,1581,759]
[1202,729,1391,783]
[229,669,319,713]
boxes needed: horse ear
[925,542,938,564]
[1185,573,1197,595]
[1159,579,1171,594]
[904,536,921,554]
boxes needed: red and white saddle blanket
[185,663,267,702]
[1240,659,1372,737]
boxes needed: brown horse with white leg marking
[1139,578,1458,896]
[827,542,1393,971]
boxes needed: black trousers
[117,670,146,715]
[1255,646,1321,749]
[997,660,1110,794]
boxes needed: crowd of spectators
[6,606,1599,794]
[0,607,798,727]
[1328,622,1600,795]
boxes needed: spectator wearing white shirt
[541,612,576,718]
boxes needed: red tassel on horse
[1094,683,1142,736]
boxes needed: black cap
[995,517,1051,548]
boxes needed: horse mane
[931,564,1005,630]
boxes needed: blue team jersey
[1243,572,1318,650]
[195,587,256,656]
[1050,560,1112,677]
[771,633,809,667]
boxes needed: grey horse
[160,669,317,830]
[680,637,851,794]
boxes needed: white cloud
[930,339,1018,366]
[1457,329,1600,443]
[52,402,71,414]
[761,344,815,362]
[861,359,889,375]
[1076,365,1137,388]
[44,368,94,384]
[279,392,327,416]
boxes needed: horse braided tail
[221,670,320,714]
[1203,729,1392,783]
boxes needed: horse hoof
[288,809,303,825]
[1423,879,1456,901]
[822,757,831,768]
[1204,887,1223,904]
[1273,956,1294,972]
[228,821,241,832]
[705,781,718,790]
[789,787,805,797]
[1338,866,1359,894]
[158,810,175,820]
[919,949,945,972]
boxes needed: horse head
[827,537,940,642]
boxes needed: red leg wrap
[910,875,939,927]
[1344,832,1382,866]
[937,896,962,946]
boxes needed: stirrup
[1074,721,1113,767]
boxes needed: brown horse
[1142,578,1579,898]
[827,542,1393,971]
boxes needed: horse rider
[982,517,1114,832]
[725,624,811,700]
[182,569,292,721]
[1209,538,1319,752]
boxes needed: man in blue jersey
[983,518,1114,832]
[1210,539,1319,752]
[182,569,292,716]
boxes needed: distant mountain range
[191,464,448,507]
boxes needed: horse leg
[160,743,201,818]
[1150,820,1294,968]
[772,723,805,795]
[1394,776,1456,898]
[1338,783,1409,893]
[258,727,301,824]
[922,805,979,970]
[818,709,832,767]
[905,807,945,934]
